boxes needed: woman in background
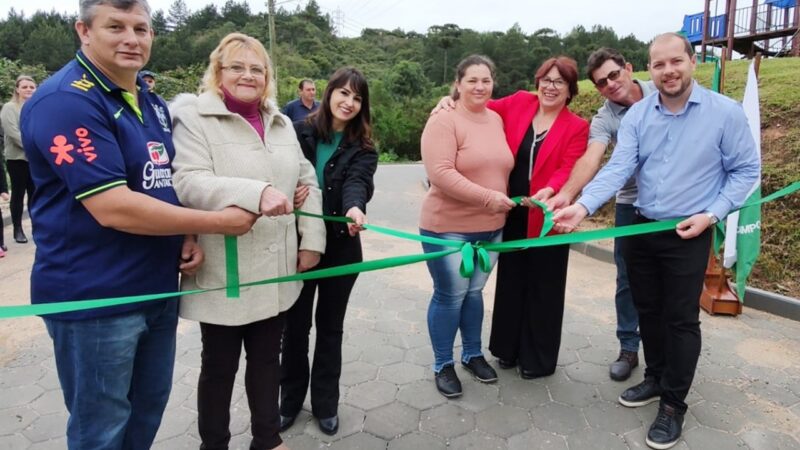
[1,75,37,244]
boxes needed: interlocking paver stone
[531,402,587,435]
[344,380,397,410]
[0,433,32,449]
[420,403,475,439]
[359,344,405,366]
[0,385,44,409]
[449,430,505,449]
[566,428,628,450]
[340,361,379,386]
[362,401,419,439]
[682,425,746,449]
[387,431,446,450]
[583,400,642,434]
[563,361,607,384]
[0,406,37,435]
[548,380,599,407]
[740,428,800,449]
[378,362,425,385]
[327,432,387,450]
[692,380,751,407]
[303,404,365,443]
[508,428,568,450]
[282,433,325,450]
[396,380,446,410]
[21,412,67,443]
[475,404,530,438]
[452,377,500,413]
[500,379,550,409]
[691,401,747,432]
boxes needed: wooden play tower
[681,0,799,60]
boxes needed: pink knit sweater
[419,103,514,233]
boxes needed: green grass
[571,57,800,298]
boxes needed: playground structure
[682,0,799,60]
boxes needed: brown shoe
[610,350,639,381]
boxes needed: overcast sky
[2,0,706,42]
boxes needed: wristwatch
[704,211,718,225]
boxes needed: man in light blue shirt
[555,33,759,450]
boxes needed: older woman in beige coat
[171,33,325,450]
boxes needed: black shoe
[610,350,639,381]
[619,376,662,407]
[435,364,462,398]
[462,356,498,383]
[279,414,296,432]
[13,228,27,244]
[497,358,517,369]
[318,415,339,435]
[645,402,684,449]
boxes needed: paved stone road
[1,164,799,449]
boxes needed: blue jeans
[614,203,640,353]
[44,301,178,450]
[420,228,502,372]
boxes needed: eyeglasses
[223,64,267,77]
[540,77,566,89]
[594,69,623,88]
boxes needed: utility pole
[267,0,277,89]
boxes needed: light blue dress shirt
[578,82,760,221]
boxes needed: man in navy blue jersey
[21,1,256,448]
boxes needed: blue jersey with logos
[21,51,183,320]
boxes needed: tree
[428,24,462,84]
[167,0,190,31]
[22,22,75,71]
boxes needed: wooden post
[719,47,728,94]
[702,0,711,61]
[754,52,762,77]
[726,0,738,60]
[794,0,800,56]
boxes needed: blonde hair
[200,33,275,106]
[12,75,36,104]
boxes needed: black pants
[7,160,33,229]
[280,235,361,419]
[621,218,711,413]
[198,314,285,450]
[489,244,570,376]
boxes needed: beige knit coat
[171,92,326,325]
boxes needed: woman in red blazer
[487,57,589,378]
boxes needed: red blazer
[488,91,589,238]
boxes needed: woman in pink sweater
[419,55,516,398]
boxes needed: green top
[315,131,343,190]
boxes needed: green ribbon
[0,180,796,320]
[224,236,240,298]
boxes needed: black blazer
[294,121,378,239]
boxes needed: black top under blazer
[294,121,378,239]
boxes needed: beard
[658,76,692,99]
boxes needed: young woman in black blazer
[279,67,378,436]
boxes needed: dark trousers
[198,315,285,450]
[621,218,711,413]
[7,160,33,229]
[280,235,361,419]
[489,244,570,377]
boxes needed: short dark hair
[451,54,495,101]
[80,0,151,26]
[298,79,314,90]
[534,56,579,105]
[649,32,695,61]
[586,48,626,83]
[308,67,373,150]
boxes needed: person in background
[281,78,319,122]
[1,75,37,244]
[420,54,515,398]
[20,2,257,448]
[140,69,157,92]
[554,32,759,449]
[0,123,7,257]
[280,67,378,436]
[545,47,657,382]
[171,32,326,450]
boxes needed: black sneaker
[462,356,498,383]
[610,350,639,381]
[645,402,684,449]
[435,364,462,398]
[618,376,662,407]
